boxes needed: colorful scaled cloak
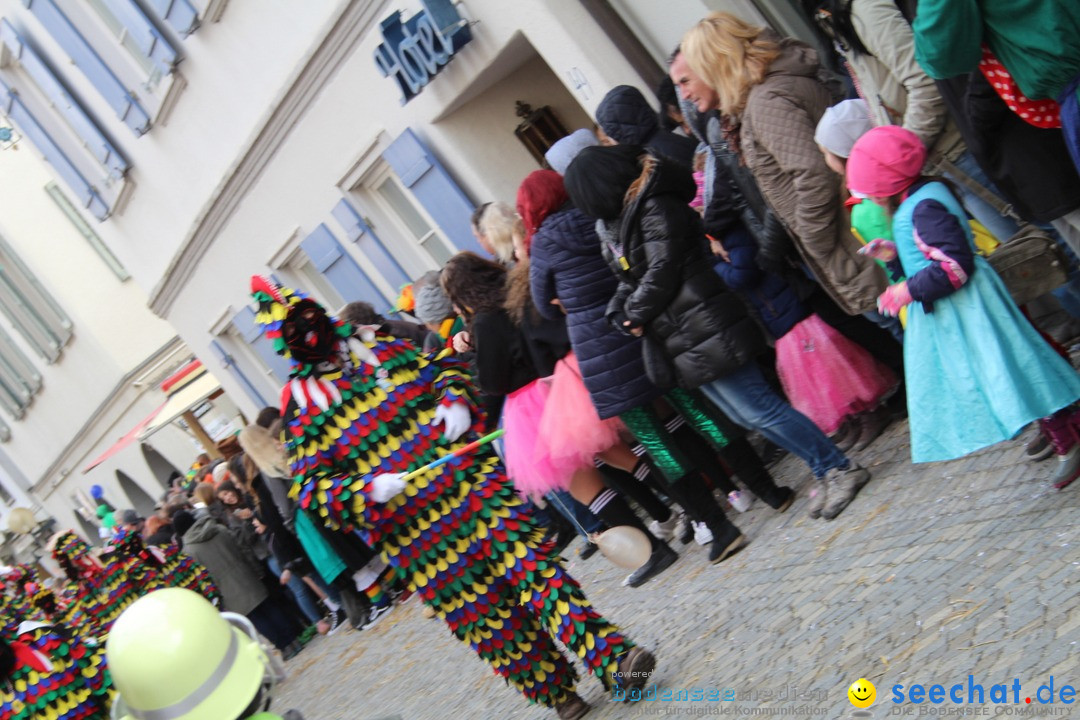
[251,276,635,708]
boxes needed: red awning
[81,402,167,473]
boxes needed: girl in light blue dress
[846,126,1080,482]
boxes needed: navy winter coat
[711,226,810,340]
[530,206,661,419]
[596,85,698,170]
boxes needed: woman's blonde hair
[478,202,523,264]
[682,12,781,117]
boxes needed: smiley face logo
[848,678,876,708]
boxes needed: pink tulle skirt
[505,353,626,498]
[775,314,898,434]
[540,353,625,479]
[503,378,564,497]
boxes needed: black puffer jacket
[597,85,699,170]
[600,158,763,389]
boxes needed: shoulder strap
[934,157,1022,223]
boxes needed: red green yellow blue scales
[251,277,634,708]
[0,616,113,720]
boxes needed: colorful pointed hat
[249,275,352,377]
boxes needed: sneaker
[362,602,392,630]
[579,541,600,560]
[727,490,752,513]
[820,464,871,520]
[830,420,857,453]
[692,521,713,546]
[555,691,590,720]
[851,407,891,452]
[708,532,748,564]
[611,646,656,692]
[647,512,681,543]
[806,480,827,519]
[623,543,678,588]
[1026,433,1054,462]
[324,608,344,636]
[1052,446,1080,490]
[282,640,303,661]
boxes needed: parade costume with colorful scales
[0,616,113,720]
[50,532,138,633]
[251,276,646,710]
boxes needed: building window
[0,234,73,363]
[286,251,346,313]
[0,324,42,419]
[18,2,153,135]
[44,182,129,280]
[364,164,454,272]
[229,308,292,384]
[0,20,130,219]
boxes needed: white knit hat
[814,99,874,159]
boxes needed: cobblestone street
[273,418,1080,720]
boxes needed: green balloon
[101,512,116,529]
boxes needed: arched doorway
[140,444,182,489]
[116,471,157,519]
[73,514,101,548]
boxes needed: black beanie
[172,509,196,539]
[564,144,645,221]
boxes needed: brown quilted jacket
[740,39,887,315]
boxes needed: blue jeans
[267,555,323,625]
[546,490,603,538]
[698,363,849,478]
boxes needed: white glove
[369,473,407,503]
[433,401,471,443]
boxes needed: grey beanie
[814,99,874,159]
[545,129,599,176]
[414,281,454,324]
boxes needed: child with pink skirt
[710,225,897,451]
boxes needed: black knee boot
[588,488,677,587]
[596,462,673,523]
[666,474,746,563]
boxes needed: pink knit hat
[846,126,927,198]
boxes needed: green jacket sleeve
[912,0,984,80]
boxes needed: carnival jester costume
[251,276,653,714]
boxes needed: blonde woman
[477,200,525,265]
[680,12,886,317]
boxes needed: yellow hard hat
[106,588,269,720]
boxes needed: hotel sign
[374,0,473,104]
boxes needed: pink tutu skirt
[503,378,564,497]
[775,314,898,434]
[540,353,626,478]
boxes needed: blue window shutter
[331,199,410,290]
[15,4,151,136]
[381,128,484,255]
[144,0,199,37]
[0,81,110,219]
[97,0,179,76]
[231,307,292,383]
[209,339,268,408]
[300,224,392,314]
